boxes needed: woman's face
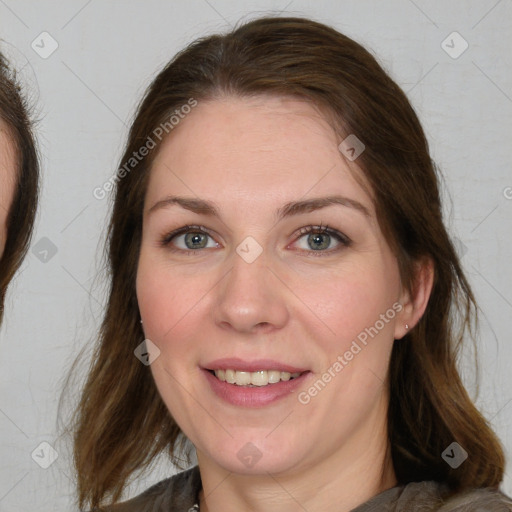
[136,96,412,476]
[0,123,16,257]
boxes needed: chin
[200,434,304,476]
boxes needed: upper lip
[204,357,308,373]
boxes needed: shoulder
[355,480,512,511]
[94,465,201,512]
[437,486,512,511]
[396,481,512,511]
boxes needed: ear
[394,256,434,340]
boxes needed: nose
[212,245,289,335]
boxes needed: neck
[196,398,397,512]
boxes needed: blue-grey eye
[307,232,331,251]
[184,232,209,249]
[295,225,349,253]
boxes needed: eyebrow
[148,194,371,220]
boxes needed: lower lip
[202,368,310,408]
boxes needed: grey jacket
[100,465,512,511]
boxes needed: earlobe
[394,257,435,340]
[394,301,413,340]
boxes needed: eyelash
[158,223,351,257]
[159,224,352,257]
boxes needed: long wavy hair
[0,51,39,325]
[66,15,508,510]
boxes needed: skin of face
[0,123,16,258]
[136,96,433,511]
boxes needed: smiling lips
[203,365,310,407]
[212,369,302,386]
[204,358,308,388]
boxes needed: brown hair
[0,50,39,324]
[67,16,507,509]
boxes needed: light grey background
[0,1,511,510]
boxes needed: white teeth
[267,370,282,383]
[250,370,267,386]
[235,371,252,386]
[213,369,301,386]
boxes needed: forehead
[146,95,374,217]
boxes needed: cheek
[300,260,400,349]
[301,268,398,414]
[136,251,213,352]
[136,257,203,408]
[137,250,174,336]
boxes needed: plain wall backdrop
[0,1,511,510]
